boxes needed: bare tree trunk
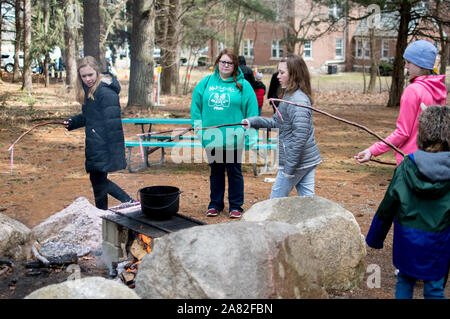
[44,0,50,87]
[0,0,3,81]
[440,40,449,74]
[161,0,181,94]
[387,1,411,107]
[22,0,32,93]
[63,0,79,92]
[362,58,366,93]
[367,28,377,93]
[13,0,22,83]
[232,5,242,54]
[128,0,155,109]
[436,0,449,74]
[83,0,104,70]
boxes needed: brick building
[206,1,446,74]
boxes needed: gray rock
[0,213,32,260]
[135,221,329,299]
[25,276,140,299]
[31,197,112,252]
[242,196,366,290]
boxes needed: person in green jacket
[191,48,259,218]
[366,104,450,299]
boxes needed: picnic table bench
[122,118,278,176]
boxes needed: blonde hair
[76,56,107,105]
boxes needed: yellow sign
[157,66,162,73]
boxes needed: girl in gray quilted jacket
[242,54,322,198]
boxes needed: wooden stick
[270,98,405,158]
[31,242,50,266]
[7,121,65,152]
[7,121,66,172]
[369,158,397,166]
[145,127,192,156]
[136,122,243,137]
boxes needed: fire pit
[101,202,205,286]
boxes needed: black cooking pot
[138,186,181,220]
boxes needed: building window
[328,1,343,19]
[335,38,343,58]
[271,40,283,59]
[381,40,389,59]
[304,40,312,59]
[243,39,254,57]
[356,39,370,59]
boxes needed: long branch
[136,122,243,137]
[8,121,65,151]
[270,98,405,157]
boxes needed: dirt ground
[0,73,448,299]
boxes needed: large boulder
[135,221,329,299]
[242,196,366,291]
[31,197,109,253]
[0,213,32,260]
[25,276,140,299]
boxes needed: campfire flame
[139,234,152,254]
[119,234,153,287]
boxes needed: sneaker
[229,210,242,219]
[206,208,221,217]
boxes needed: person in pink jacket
[355,40,447,165]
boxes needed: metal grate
[103,205,206,238]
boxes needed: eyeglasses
[219,60,234,66]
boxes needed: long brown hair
[75,56,107,104]
[279,54,313,105]
[214,48,242,91]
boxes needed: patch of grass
[312,72,392,92]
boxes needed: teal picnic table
[121,118,278,175]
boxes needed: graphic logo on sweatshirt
[208,92,230,110]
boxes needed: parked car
[1,52,40,73]
[1,52,23,72]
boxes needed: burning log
[120,271,136,285]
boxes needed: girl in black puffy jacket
[64,56,134,209]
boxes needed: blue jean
[270,166,316,199]
[395,271,446,299]
[206,148,244,212]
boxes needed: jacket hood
[238,56,246,65]
[412,75,447,105]
[82,73,121,95]
[413,150,450,182]
[403,152,450,198]
[99,73,121,94]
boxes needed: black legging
[89,171,133,210]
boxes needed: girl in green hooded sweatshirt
[191,48,259,219]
